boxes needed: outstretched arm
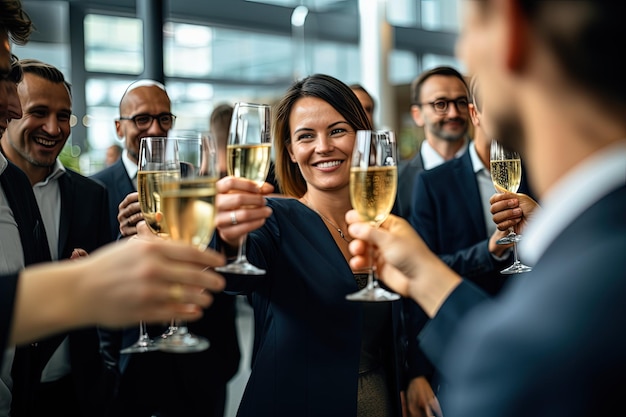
[10,238,226,346]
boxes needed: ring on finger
[169,283,184,303]
[230,211,238,225]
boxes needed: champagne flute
[490,139,532,274]
[346,130,401,302]
[156,133,218,353]
[121,136,179,354]
[215,102,272,276]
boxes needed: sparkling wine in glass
[157,133,218,353]
[121,136,179,354]
[215,102,272,276]
[346,130,401,302]
[490,139,532,274]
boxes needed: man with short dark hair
[1,58,112,416]
[346,1,626,416]
[395,66,471,219]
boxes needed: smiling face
[2,71,71,182]
[286,96,356,194]
[116,85,172,164]
[412,74,470,144]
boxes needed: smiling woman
[212,73,408,417]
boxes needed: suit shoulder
[90,164,115,181]
[65,168,108,191]
[421,155,467,178]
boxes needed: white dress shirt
[31,159,72,383]
[122,149,138,190]
[420,137,469,170]
[521,142,626,264]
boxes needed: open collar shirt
[521,141,626,265]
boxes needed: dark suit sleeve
[409,170,501,279]
[404,299,435,382]
[0,273,19,366]
[419,280,489,374]
[395,160,417,219]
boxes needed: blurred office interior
[16,0,462,174]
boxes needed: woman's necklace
[302,198,351,243]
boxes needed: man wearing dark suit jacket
[393,66,472,416]
[345,2,626,416]
[404,76,535,414]
[395,66,471,219]
[1,59,113,416]
[93,79,240,417]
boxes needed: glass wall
[17,0,463,174]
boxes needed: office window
[84,14,143,74]
[165,24,293,83]
[390,49,418,85]
[309,41,360,83]
[422,53,465,74]
[388,0,418,27]
[246,0,347,8]
[388,0,460,32]
[164,23,212,77]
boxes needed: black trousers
[32,373,81,417]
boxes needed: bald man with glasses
[92,80,241,417]
[91,79,173,241]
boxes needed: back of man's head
[210,103,233,148]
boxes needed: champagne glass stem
[138,321,150,343]
[216,233,265,275]
[120,320,158,353]
[367,245,377,291]
[236,234,249,264]
[512,240,523,266]
[161,318,177,338]
[500,236,532,274]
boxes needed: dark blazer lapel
[114,159,135,194]
[454,151,487,238]
[0,162,51,265]
[57,171,73,259]
[92,159,135,241]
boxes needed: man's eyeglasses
[118,113,176,130]
[419,97,469,114]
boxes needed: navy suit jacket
[91,156,241,417]
[220,198,406,417]
[420,184,626,417]
[405,149,532,386]
[91,158,135,242]
[395,150,424,218]
[408,150,531,293]
[10,168,114,416]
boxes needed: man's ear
[410,105,425,128]
[469,103,480,126]
[502,0,528,72]
[115,120,124,139]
